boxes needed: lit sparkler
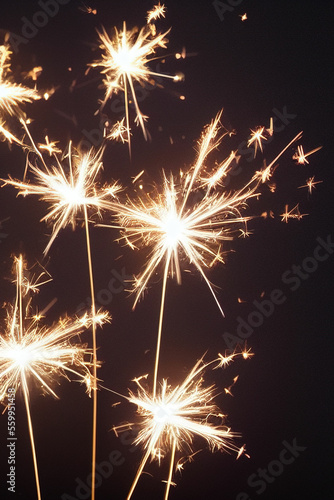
[0,43,39,144]
[1,136,118,500]
[111,352,249,500]
[0,256,103,500]
[1,138,120,254]
[103,112,301,396]
[90,18,179,153]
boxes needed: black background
[0,1,333,499]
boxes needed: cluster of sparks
[109,348,253,499]
[0,42,39,144]
[90,5,181,154]
[0,3,324,500]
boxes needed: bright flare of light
[104,111,301,397]
[116,356,246,500]
[109,111,275,313]
[90,20,177,151]
[0,256,107,401]
[0,44,39,144]
[2,139,121,254]
[0,256,108,500]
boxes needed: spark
[280,203,308,223]
[248,126,267,157]
[90,20,177,153]
[200,150,240,191]
[298,176,323,194]
[105,118,128,143]
[215,347,253,368]
[147,3,166,24]
[38,136,62,156]
[240,13,248,21]
[266,117,274,137]
[79,4,97,15]
[293,144,322,165]
[116,356,243,499]
[0,256,104,500]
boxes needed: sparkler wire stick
[83,204,98,500]
[164,438,176,500]
[22,371,42,500]
[153,253,170,399]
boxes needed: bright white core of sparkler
[162,212,185,249]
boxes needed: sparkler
[110,350,250,500]
[90,15,179,154]
[1,136,118,500]
[103,111,301,397]
[0,43,39,144]
[0,256,104,500]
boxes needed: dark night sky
[0,1,333,499]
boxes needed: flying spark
[292,144,322,165]
[280,203,308,223]
[298,176,323,194]
[147,3,166,24]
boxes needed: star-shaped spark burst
[0,256,108,500]
[280,203,308,223]
[108,112,263,314]
[292,144,322,165]
[113,353,249,500]
[0,43,39,144]
[298,176,323,194]
[247,126,267,157]
[1,139,120,254]
[147,2,166,24]
[90,17,179,153]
